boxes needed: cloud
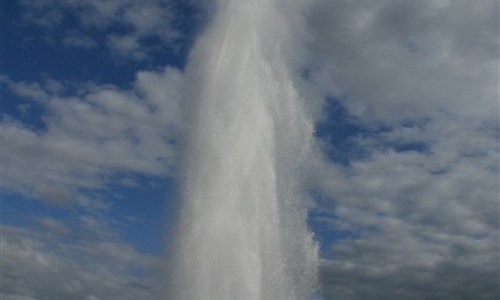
[305,0,498,123]
[4,1,498,299]
[38,217,73,236]
[313,124,498,299]
[1,76,51,104]
[1,222,163,300]
[18,0,180,60]
[299,0,499,298]
[63,32,98,49]
[1,67,183,206]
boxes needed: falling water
[170,0,319,299]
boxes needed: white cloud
[1,67,183,206]
[1,76,51,104]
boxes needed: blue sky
[1,1,499,299]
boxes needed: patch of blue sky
[1,1,202,86]
[316,98,431,167]
[391,141,429,153]
[1,88,48,132]
[311,99,431,252]
[308,209,361,255]
[2,174,176,255]
[314,97,374,166]
[95,175,178,254]
[2,190,82,233]
[392,118,431,153]
[307,191,360,254]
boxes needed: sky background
[1,0,499,299]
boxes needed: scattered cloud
[1,67,183,206]
[3,0,498,299]
[313,125,498,298]
[302,0,499,298]
[18,0,180,60]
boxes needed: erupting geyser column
[170,0,319,299]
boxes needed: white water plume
[170,0,319,299]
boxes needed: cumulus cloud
[300,0,499,298]
[1,67,183,205]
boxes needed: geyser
[170,0,319,299]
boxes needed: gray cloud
[301,0,499,298]
[305,0,498,122]
[314,121,499,299]
[1,222,163,300]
